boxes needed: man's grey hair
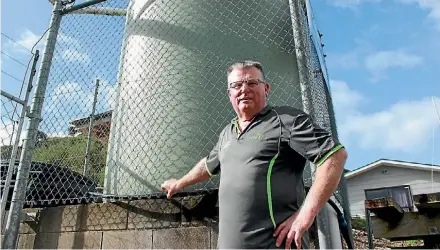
[227,60,265,81]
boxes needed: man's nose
[240,83,251,92]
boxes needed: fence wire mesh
[296,0,353,244]
[296,0,341,203]
[3,0,350,238]
[1,46,36,213]
[0,97,22,160]
[1,96,23,213]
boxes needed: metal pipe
[304,0,330,86]
[326,201,343,249]
[290,0,313,116]
[323,79,355,247]
[102,1,131,195]
[289,0,339,248]
[1,91,26,106]
[60,0,107,15]
[67,7,127,16]
[320,44,354,246]
[1,0,63,248]
[83,78,100,176]
[0,50,40,234]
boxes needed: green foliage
[33,134,107,185]
[1,145,14,160]
[351,216,367,230]
[406,239,423,246]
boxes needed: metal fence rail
[2,0,353,248]
[1,48,40,247]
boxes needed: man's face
[227,67,269,115]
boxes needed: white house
[344,159,440,217]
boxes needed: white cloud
[0,123,20,146]
[326,51,360,70]
[1,80,117,144]
[46,81,116,115]
[327,0,383,9]
[57,33,90,64]
[3,30,90,65]
[4,30,46,54]
[330,80,365,115]
[328,0,440,31]
[330,80,440,153]
[18,30,41,50]
[364,50,423,81]
[326,38,374,71]
[40,80,117,136]
[58,33,81,47]
[61,49,91,64]
[399,0,440,30]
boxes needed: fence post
[289,0,341,248]
[0,50,40,234]
[83,78,100,176]
[1,0,63,248]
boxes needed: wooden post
[365,208,374,249]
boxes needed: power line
[1,52,27,67]
[1,33,32,53]
[433,97,440,124]
[1,70,23,83]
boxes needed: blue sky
[311,0,440,169]
[1,0,439,170]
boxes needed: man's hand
[160,178,181,199]
[273,210,315,249]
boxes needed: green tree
[33,134,108,186]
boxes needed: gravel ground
[309,228,424,249]
[352,228,426,249]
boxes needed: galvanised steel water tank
[104,0,303,195]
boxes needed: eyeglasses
[228,79,264,89]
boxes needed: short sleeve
[205,128,226,176]
[289,111,344,167]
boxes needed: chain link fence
[29,0,312,205]
[2,0,353,248]
[1,95,21,217]
[1,94,24,215]
[1,97,21,160]
[1,38,40,236]
[296,0,354,245]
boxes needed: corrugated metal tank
[104,0,303,195]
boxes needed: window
[365,185,414,212]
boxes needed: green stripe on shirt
[316,144,344,167]
[267,152,279,228]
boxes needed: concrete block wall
[1,195,219,249]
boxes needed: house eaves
[344,159,440,180]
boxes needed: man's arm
[274,108,348,249]
[177,157,212,188]
[288,109,348,216]
[161,127,224,198]
[275,148,347,249]
[161,157,212,198]
[299,147,347,219]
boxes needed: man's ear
[265,83,270,96]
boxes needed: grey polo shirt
[205,105,344,249]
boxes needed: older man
[161,60,347,249]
